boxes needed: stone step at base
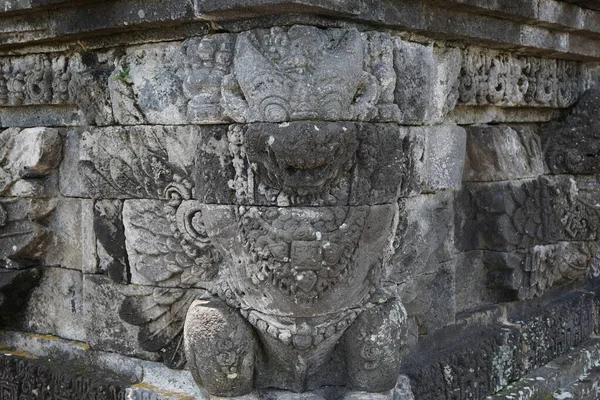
[550,366,600,400]
[489,338,600,400]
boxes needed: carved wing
[78,126,194,199]
[119,183,223,369]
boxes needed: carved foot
[341,296,408,393]
[184,299,257,397]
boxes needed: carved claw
[341,296,408,393]
[184,298,257,397]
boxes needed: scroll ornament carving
[116,26,409,399]
[457,48,582,108]
[544,87,600,175]
[0,55,59,106]
[476,176,600,300]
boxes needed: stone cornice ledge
[1,0,600,61]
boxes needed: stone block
[454,251,501,313]
[109,35,234,126]
[0,126,62,196]
[0,198,94,271]
[401,323,522,400]
[42,198,96,273]
[94,200,129,282]
[464,125,545,182]
[196,123,412,206]
[221,26,399,123]
[83,274,158,360]
[13,266,85,341]
[484,240,600,301]
[108,27,401,126]
[409,126,467,193]
[122,199,220,288]
[0,105,86,128]
[0,52,114,126]
[60,125,217,199]
[462,175,600,252]
[393,40,461,124]
[126,359,208,399]
[0,352,130,400]
[543,87,600,175]
[387,193,457,334]
[0,198,55,268]
[457,47,584,108]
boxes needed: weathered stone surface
[42,198,95,272]
[196,123,412,206]
[11,267,85,341]
[560,0,600,11]
[388,193,457,335]
[0,198,54,268]
[61,125,216,199]
[109,35,234,126]
[82,274,158,360]
[0,352,131,400]
[402,324,522,400]
[403,289,597,400]
[464,125,545,182]
[123,199,221,288]
[454,251,505,313]
[460,175,600,252]
[342,297,408,392]
[0,52,114,125]
[0,198,94,271]
[543,87,600,175]
[489,338,600,400]
[222,26,399,123]
[0,126,61,196]
[457,47,583,108]
[184,298,257,397]
[484,241,600,300]
[0,267,41,325]
[393,40,461,124]
[409,126,467,193]
[109,27,401,126]
[2,4,599,400]
[94,200,129,282]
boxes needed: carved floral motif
[457,48,582,108]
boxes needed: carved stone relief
[543,87,600,175]
[0,53,114,126]
[108,27,401,126]
[105,25,415,399]
[0,352,129,400]
[457,48,583,108]
[402,290,596,400]
[464,174,600,300]
[0,127,62,197]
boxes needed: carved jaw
[246,122,358,197]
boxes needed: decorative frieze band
[0,28,589,128]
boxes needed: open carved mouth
[246,122,358,196]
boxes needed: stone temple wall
[1,1,600,399]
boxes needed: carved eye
[264,103,289,122]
